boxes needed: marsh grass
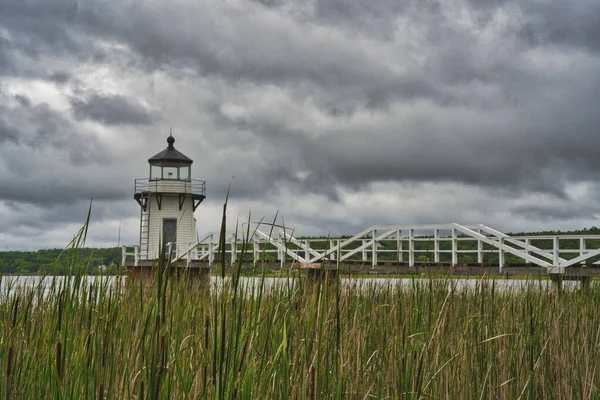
[2,205,600,398]
[3,270,600,398]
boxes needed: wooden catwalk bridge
[193,223,600,278]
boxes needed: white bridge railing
[121,241,198,267]
[196,223,600,274]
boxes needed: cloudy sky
[1,0,600,250]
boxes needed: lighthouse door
[163,218,177,258]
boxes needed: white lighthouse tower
[127,133,206,276]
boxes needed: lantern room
[148,135,192,180]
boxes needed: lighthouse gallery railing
[134,178,206,197]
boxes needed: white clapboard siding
[146,193,197,260]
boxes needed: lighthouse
[126,133,206,276]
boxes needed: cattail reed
[308,364,316,400]
[5,346,12,378]
[56,342,62,380]
[11,296,19,328]
[57,290,63,333]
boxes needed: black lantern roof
[148,134,193,164]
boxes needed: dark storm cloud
[0,120,20,144]
[0,97,124,207]
[111,0,600,200]
[14,94,31,107]
[524,3,600,53]
[512,204,600,222]
[70,92,152,125]
[0,37,13,74]
[298,114,600,197]
[6,200,128,230]
[0,101,97,156]
[35,1,450,114]
[253,0,428,40]
[211,65,600,199]
[463,0,600,53]
[0,178,127,207]
[0,2,85,70]
[0,1,116,87]
[313,0,407,30]
[48,71,71,84]
[0,0,559,114]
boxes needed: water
[0,275,584,299]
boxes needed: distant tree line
[0,247,124,275]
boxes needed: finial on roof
[167,128,175,148]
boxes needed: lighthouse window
[151,166,161,180]
[179,166,190,180]
[163,167,177,179]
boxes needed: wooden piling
[549,274,563,291]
